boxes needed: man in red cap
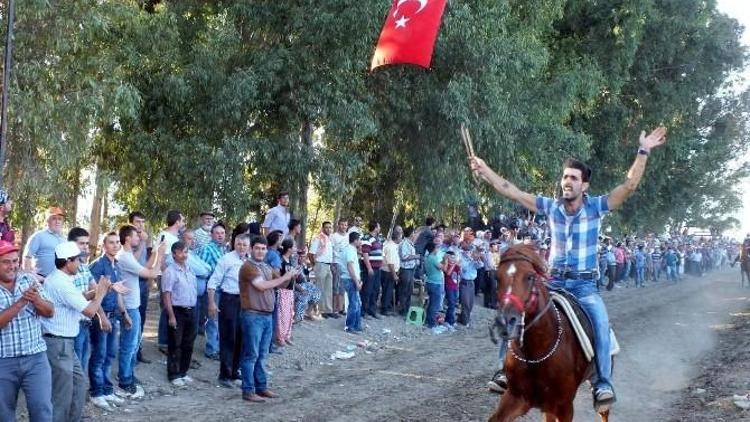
[23,207,66,278]
[0,240,54,421]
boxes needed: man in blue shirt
[87,232,123,410]
[23,207,66,277]
[471,126,667,408]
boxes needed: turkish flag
[370,0,448,71]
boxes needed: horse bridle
[496,253,561,360]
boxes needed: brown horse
[488,245,609,422]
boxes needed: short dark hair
[425,242,436,253]
[322,221,332,228]
[54,257,69,269]
[368,221,379,232]
[404,227,414,238]
[166,210,182,227]
[267,230,283,247]
[128,211,146,223]
[562,158,592,183]
[171,241,187,254]
[277,192,289,200]
[211,222,226,234]
[288,219,301,232]
[425,216,436,226]
[67,227,89,242]
[349,232,361,243]
[104,231,118,241]
[250,235,268,248]
[281,238,295,254]
[119,224,137,245]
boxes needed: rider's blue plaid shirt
[536,194,610,273]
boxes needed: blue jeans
[445,288,458,325]
[73,320,91,374]
[666,264,677,282]
[205,290,220,356]
[239,311,272,394]
[118,309,141,388]
[88,314,118,397]
[0,352,53,421]
[343,278,362,331]
[425,282,444,328]
[194,277,208,335]
[548,278,612,391]
[635,266,645,287]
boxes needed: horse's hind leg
[544,403,574,422]
[488,393,530,422]
[598,409,610,422]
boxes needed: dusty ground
[17,267,750,421]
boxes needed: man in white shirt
[310,222,336,319]
[380,227,402,316]
[330,220,350,316]
[42,242,111,422]
[207,234,250,388]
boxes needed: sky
[717,0,750,239]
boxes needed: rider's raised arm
[469,156,537,212]
[607,127,667,211]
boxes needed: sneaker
[232,379,243,388]
[733,393,750,401]
[171,378,186,387]
[90,396,112,410]
[487,370,507,394]
[181,375,194,384]
[594,386,616,403]
[131,385,145,399]
[218,379,235,389]
[104,394,125,405]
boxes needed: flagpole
[0,0,16,186]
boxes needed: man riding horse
[733,235,750,286]
[469,126,667,409]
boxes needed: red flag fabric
[370,0,448,71]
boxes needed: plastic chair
[406,306,425,326]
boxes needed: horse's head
[493,245,549,341]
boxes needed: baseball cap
[200,211,216,217]
[46,207,66,218]
[0,240,19,256]
[55,241,81,260]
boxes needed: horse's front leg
[488,393,530,422]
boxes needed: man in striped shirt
[471,126,667,409]
[198,222,227,359]
[0,241,54,421]
[41,241,111,422]
[360,222,384,319]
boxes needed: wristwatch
[637,148,650,156]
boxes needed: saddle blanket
[549,291,620,362]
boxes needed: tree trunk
[297,120,313,249]
[88,166,106,256]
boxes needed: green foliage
[1,0,747,237]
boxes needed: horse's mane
[500,244,549,276]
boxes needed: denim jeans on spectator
[343,277,362,331]
[666,264,677,282]
[239,311,272,394]
[73,320,91,374]
[89,313,118,398]
[118,309,141,388]
[425,282,444,328]
[635,266,645,287]
[194,277,208,335]
[138,279,149,357]
[204,290,220,357]
[361,268,381,316]
[445,288,458,325]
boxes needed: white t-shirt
[117,250,145,309]
[41,269,88,337]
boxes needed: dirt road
[89,268,748,421]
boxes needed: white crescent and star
[392,0,429,28]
